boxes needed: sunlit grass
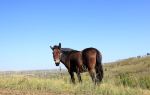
[0,56,150,95]
[0,74,150,95]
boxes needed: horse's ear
[50,46,53,50]
[59,43,61,48]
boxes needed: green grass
[0,56,150,95]
[0,75,149,95]
[116,73,150,89]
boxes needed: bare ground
[0,88,71,95]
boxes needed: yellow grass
[0,56,150,95]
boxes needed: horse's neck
[60,53,69,69]
[60,53,66,64]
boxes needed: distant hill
[1,55,150,78]
[104,56,150,77]
[0,69,67,78]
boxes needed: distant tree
[137,56,141,58]
[147,53,150,56]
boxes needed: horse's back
[82,47,102,58]
[68,50,81,61]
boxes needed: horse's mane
[61,48,79,54]
[61,48,74,52]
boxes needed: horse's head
[50,43,61,66]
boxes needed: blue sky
[0,0,150,71]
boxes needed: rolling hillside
[0,55,150,95]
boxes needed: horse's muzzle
[55,63,60,66]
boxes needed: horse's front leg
[76,70,82,83]
[69,71,75,84]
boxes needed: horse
[50,43,103,84]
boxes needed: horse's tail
[95,50,103,82]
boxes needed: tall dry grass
[0,56,150,95]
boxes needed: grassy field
[0,56,150,95]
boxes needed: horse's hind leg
[89,69,97,84]
[95,66,103,83]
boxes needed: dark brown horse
[50,43,103,84]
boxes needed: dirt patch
[0,88,69,95]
